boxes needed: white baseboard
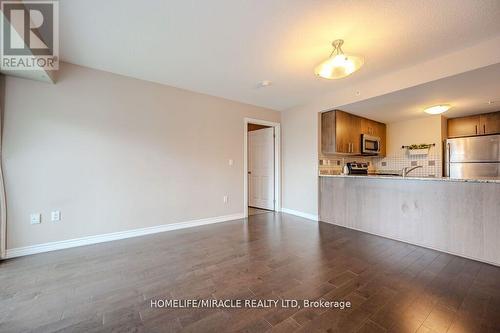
[281,208,318,221]
[5,213,245,259]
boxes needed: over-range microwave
[361,134,381,155]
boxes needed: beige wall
[282,106,319,216]
[2,63,280,249]
[386,115,444,156]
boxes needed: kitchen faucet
[402,165,423,177]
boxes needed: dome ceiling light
[315,39,364,79]
[424,104,451,114]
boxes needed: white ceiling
[337,63,500,123]
[59,0,500,110]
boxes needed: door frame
[243,118,281,218]
[0,166,5,259]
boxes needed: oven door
[362,134,381,155]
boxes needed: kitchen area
[318,65,500,266]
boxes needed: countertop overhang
[319,173,500,184]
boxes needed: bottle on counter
[342,158,349,175]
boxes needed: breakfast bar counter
[319,173,500,183]
[319,175,500,266]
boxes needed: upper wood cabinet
[361,118,377,136]
[480,112,500,135]
[335,111,361,154]
[447,115,480,137]
[360,118,386,156]
[321,110,386,156]
[321,111,336,154]
[448,111,500,138]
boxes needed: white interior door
[248,127,275,210]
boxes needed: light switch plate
[51,210,61,222]
[30,213,41,224]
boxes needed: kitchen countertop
[319,173,500,184]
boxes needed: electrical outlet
[30,213,41,224]
[51,210,61,222]
[223,195,228,204]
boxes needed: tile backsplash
[372,145,442,177]
[319,145,442,177]
[319,155,376,175]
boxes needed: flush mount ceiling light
[424,104,451,114]
[315,39,364,79]
[259,80,272,87]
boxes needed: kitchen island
[319,174,500,266]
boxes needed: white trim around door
[243,118,281,218]
[0,162,6,259]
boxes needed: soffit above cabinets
[336,63,500,123]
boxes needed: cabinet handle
[475,125,477,134]
[483,124,486,134]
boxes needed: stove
[346,162,369,175]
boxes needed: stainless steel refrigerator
[445,134,500,179]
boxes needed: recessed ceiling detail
[336,63,500,123]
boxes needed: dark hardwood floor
[1,212,500,332]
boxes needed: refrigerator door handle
[447,142,451,177]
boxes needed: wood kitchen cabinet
[321,110,386,156]
[480,112,500,135]
[360,118,386,156]
[447,115,480,137]
[361,118,376,135]
[448,111,500,138]
[335,111,361,153]
[321,111,336,154]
